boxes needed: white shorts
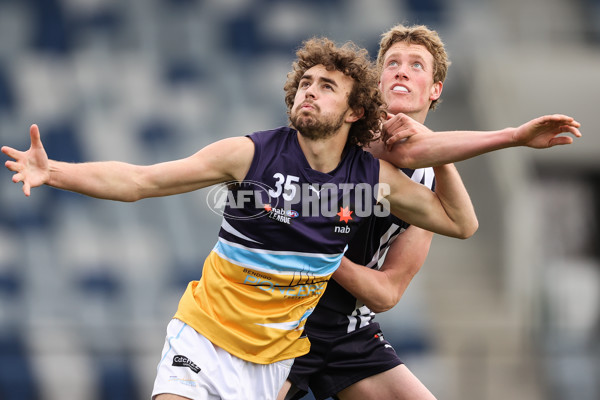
[152,319,294,400]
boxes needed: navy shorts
[287,322,402,400]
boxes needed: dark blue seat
[0,334,39,400]
[0,62,16,114]
[97,355,140,400]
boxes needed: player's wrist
[503,127,520,147]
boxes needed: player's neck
[297,130,348,173]
[394,109,428,124]
[388,108,429,124]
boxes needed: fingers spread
[12,172,23,183]
[1,146,18,159]
[5,160,21,172]
[30,124,42,147]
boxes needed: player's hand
[2,124,50,197]
[513,114,582,148]
[382,113,433,150]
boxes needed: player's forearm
[389,128,516,169]
[335,226,433,312]
[431,164,478,238]
[333,258,400,313]
[48,160,145,202]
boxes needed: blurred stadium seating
[0,1,598,399]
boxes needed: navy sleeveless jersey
[174,126,381,363]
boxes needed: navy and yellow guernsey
[174,127,380,364]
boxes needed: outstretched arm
[368,113,582,169]
[333,225,433,313]
[2,124,254,201]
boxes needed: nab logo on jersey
[334,225,351,234]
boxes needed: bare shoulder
[209,135,254,151]
[188,136,255,182]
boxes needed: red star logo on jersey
[264,204,272,212]
[337,206,353,224]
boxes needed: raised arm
[2,124,254,201]
[368,113,582,169]
[333,225,433,313]
[378,160,478,239]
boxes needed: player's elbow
[366,300,394,313]
[120,194,142,202]
[364,292,401,313]
[457,218,479,239]
[117,185,145,202]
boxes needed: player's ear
[346,107,364,123]
[429,81,443,101]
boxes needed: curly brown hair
[376,24,450,110]
[284,37,384,146]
